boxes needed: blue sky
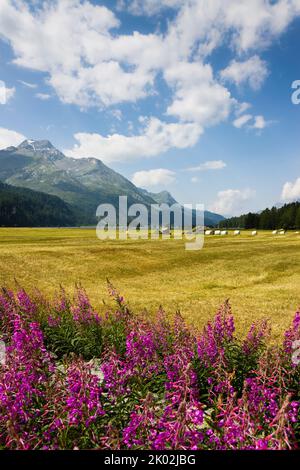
[0,0,300,216]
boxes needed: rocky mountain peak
[17,139,64,160]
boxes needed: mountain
[203,210,225,226]
[140,189,224,226]
[0,139,223,226]
[0,181,78,227]
[140,189,178,206]
[0,139,156,224]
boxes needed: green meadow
[0,227,300,339]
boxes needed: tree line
[0,181,78,227]
[219,202,300,230]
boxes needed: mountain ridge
[0,139,224,226]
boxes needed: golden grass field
[0,227,300,339]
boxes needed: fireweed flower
[284,310,300,355]
[43,360,105,449]
[71,287,101,324]
[17,289,37,316]
[197,301,235,368]
[125,321,162,377]
[53,287,70,313]
[101,350,133,398]
[0,290,18,338]
[242,320,270,356]
[64,361,104,427]
[47,315,62,327]
[152,308,172,354]
[0,316,54,449]
[152,366,205,450]
[122,394,159,448]
[0,287,299,450]
[207,351,300,450]
[123,367,205,450]
[107,280,126,307]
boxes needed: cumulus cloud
[0,0,299,160]
[187,160,227,171]
[48,61,155,107]
[220,56,268,90]
[223,0,300,52]
[65,118,202,163]
[0,0,174,109]
[210,188,256,216]
[165,62,234,125]
[164,0,300,59]
[0,127,26,149]
[1,0,299,111]
[281,178,300,201]
[132,169,176,188]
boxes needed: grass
[0,227,300,339]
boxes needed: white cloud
[233,114,253,128]
[35,93,51,100]
[251,115,268,129]
[164,0,300,59]
[48,61,155,107]
[0,0,119,73]
[0,127,26,149]
[220,56,268,90]
[65,118,203,163]
[1,0,299,112]
[132,169,176,188]
[191,176,199,183]
[188,160,227,171]
[0,0,299,160]
[210,188,256,216]
[0,80,15,104]
[281,177,300,201]
[233,113,270,130]
[235,101,252,116]
[18,80,37,89]
[0,0,140,108]
[165,62,234,126]
[117,0,183,16]
[223,0,300,52]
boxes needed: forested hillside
[219,202,300,229]
[0,181,78,227]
